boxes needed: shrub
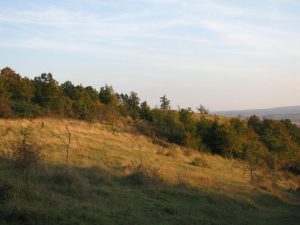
[197,176,212,187]
[250,174,276,192]
[10,121,41,183]
[176,173,189,188]
[152,138,170,148]
[126,163,163,186]
[191,156,210,168]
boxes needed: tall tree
[140,101,153,122]
[33,73,65,115]
[0,67,35,117]
[197,105,209,115]
[160,95,170,110]
[127,91,140,110]
[99,84,118,106]
[0,75,11,117]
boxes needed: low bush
[126,164,163,186]
[176,173,189,188]
[49,169,80,187]
[191,156,210,168]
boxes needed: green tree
[66,85,100,120]
[260,119,292,154]
[178,107,196,133]
[247,115,262,133]
[33,73,65,115]
[200,120,243,157]
[99,85,119,106]
[160,95,170,110]
[151,110,185,145]
[118,91,141,119]
[61,81,79,100]
[0,67,37,117]
[243,131,269,186]
[127,91,140,110]
[281,119,300,145]
[0,75,11,117]
[140,101,153,122]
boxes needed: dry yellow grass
[0,118,299,202]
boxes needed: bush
[191,156,209,168]
[10,122,41,183]
[176,173,189,188]
[152,138,170,148]
[126,163,163,186]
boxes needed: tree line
[0,67,299,174]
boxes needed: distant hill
[215,106,300,124]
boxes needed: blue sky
[0,0,299,110]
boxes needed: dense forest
[0,67,299,174]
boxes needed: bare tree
[65,125,72,164]
[52,124,72,165]
[197,105,209,115]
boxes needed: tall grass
[0,118,299,225]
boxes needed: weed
[191,156,210,168]
[176,173,189,188]
[126,162,163,186]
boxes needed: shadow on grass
[0,156,299,225]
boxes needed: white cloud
[0,0,299,73]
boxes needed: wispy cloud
[0,0,299,110]
[1,0,298,57]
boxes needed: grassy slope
[0,118,299,225]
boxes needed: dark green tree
[140,101,153,122]
[0,75,11,117]
[200,120,243,157]
[247,115,262,134]
[33,73,65,115]
[160,95,170,110]
[99,85,118,106]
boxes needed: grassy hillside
[0,118,300,225]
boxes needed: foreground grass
[0,118,300,225]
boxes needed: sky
[0,0,299,111]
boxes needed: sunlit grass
[0,118,299,225]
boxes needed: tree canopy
[1,67,300,174]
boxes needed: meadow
[0,118,299,225]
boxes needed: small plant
[183,148,193,157]
[10,121,41,184]
[126,162,163,186]
[152,138,170,148]
[191,156,209,168]
[176,173,189,188]
[197,176,212,187]
[4,126,13,136]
